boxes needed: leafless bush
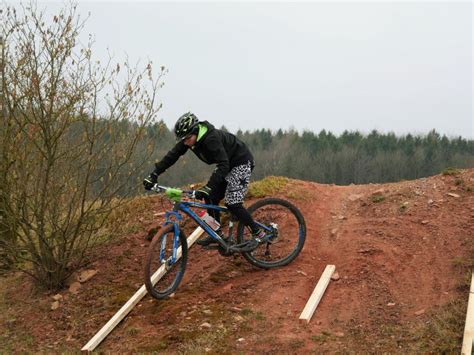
[0,2,164,289]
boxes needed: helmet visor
[176,124,199,142]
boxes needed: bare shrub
[0,2,163,289]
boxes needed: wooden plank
[81,227,205,352]
[461,272,474,355]
[299,265,335,323]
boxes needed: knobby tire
[144,224,188,300]
[237,198,306,269]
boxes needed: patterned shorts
[224,161,253,205]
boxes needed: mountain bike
[144,184,306,300]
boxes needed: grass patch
[169,303,237,353]
[311,333,329,344]
[399,202,408,213]
[457,273,474,292]
[126,326,140,336]
[240,307,253,316]
[288,338,305,349]
[248,176,289,198]
[400,250,474,352]
[135,302,237,353]
[235,306,265,321]
[102,195,157,239]
[110,290,136,308]
[452,249,474,291]
[371,194,385,203]
[442,167,460,176]
[452,256,474,269]
[287,186,310,201]
[137,340,169,352]
[407,300,466,353]
[254,311,265,321]
[175,328,230,353]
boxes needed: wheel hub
[267,223,279,244]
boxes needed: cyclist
[143,112,265,246]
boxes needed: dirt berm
[1,169,473,353]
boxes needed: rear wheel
[237,198,306,269]
[144,224,188,299]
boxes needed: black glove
[143,172,158,191]
[194,185,211,200]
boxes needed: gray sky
[36,1,474,137]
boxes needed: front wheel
[237,198,306,269]
[144,224,188,299]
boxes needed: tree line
[138,123,474,188]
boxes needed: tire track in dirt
[2,171,472,353]
[101,171,473,352]
[99,180,349,352]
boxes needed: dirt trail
[0,170,472,353]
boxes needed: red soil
[1,169,473,353]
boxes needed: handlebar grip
[150,184,194,197]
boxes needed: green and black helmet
[174,112,199,140]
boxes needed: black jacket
[154,121,254,190]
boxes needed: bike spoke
[239,199,305,267]
[144,226,187,299]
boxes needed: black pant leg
[226,203,260,233]
[207,181,226,223]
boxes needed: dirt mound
[1,169,473,353]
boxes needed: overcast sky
[31,1,474,138]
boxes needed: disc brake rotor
[267,223,279,244]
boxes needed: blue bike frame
[161,199,272,264]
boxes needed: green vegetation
[452,256,474,270]
[111,291,135,308]
[247,176,289,198]
[47,122,471,197]
[254,311,266,321]
[287,185,311,201]
[449,177,473,193]
[288,339,305,349]
[147,128,473,189]
[371,195,386,203]
[442,167,461,176]
[311,332,330,344]
[174,329,229,354]
[407,300,466,353]
[400,250,474,352]
[126,327,140,336]
[240,307,254,316]
[452,248,474,291]
[399,202,409,212]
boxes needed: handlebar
[150,184,195,201]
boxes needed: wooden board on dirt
[299,264,335,323]
[81,227,205,353]
[461,272,474,355]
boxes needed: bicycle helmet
[174,112,199,140]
